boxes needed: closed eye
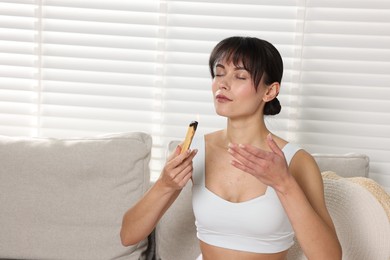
[235,73,249,80]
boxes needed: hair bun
[264,98,281,115]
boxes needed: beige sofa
[0,132,389,260]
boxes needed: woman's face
[212,60,266,120]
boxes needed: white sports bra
[191,136,301,253]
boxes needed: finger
[179,149,198,169]
[169,149,198,178]
[175,163,193,182]
[179,148,197,166]
[229,143,270,163]
[175,144,182,155]
[181,170,193,186]
[266,134,284,157]
[167,144,182,162]
[168,148,193,169]
[238,143,270,159]
[228,144,253,165]
[177,169,193,188]
[230,159,257,176]
[228,145,262,174]
[171,153,197,188]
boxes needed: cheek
[237,86,265,109]
[211,79,219,94]
[236,84,257,98]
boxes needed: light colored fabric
[313,153,369,178]
[155,181,201,260]
[191,137,298,253]
[287,171,390,260]
[0,132,152,260]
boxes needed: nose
[218,77,230,90]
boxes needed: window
[1,0,389,191]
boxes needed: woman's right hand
[159,145,197,191]
[121,145,197,246]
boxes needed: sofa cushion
[0,132,152,260]
[312,153,369,178]
[155,181,200,260]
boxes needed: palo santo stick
[180,121,198,154]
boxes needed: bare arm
[276,151,341,259]
[120,146,197,246]
[228,134,342,259]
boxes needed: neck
[222,117,270,146]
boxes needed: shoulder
[272,134,320,183]
[270,134,288,150]
[289,149,325,206]
[290,149,320,179]
[204,130,223,142]
[204,130,224,149]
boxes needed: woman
[121,36,342,260]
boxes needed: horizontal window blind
[297,0,390,191]
[0,0,36,136]
[36,0,160,139]
[0,0,389,191]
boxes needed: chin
[216,111,237,120]
[214,108,229,117]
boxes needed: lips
[215,93,232,102]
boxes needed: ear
[262,82,280,102]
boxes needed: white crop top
[191,136,302,254]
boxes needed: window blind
[297,0,390,191]
[0,0,37,136]
[1,0,389,191]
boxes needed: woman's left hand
[228,134,291,191]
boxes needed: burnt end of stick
[190,121,198,130]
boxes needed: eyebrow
[215,64,247,71]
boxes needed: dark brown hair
[209,36,283,115]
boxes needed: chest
[204,145,267,203]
